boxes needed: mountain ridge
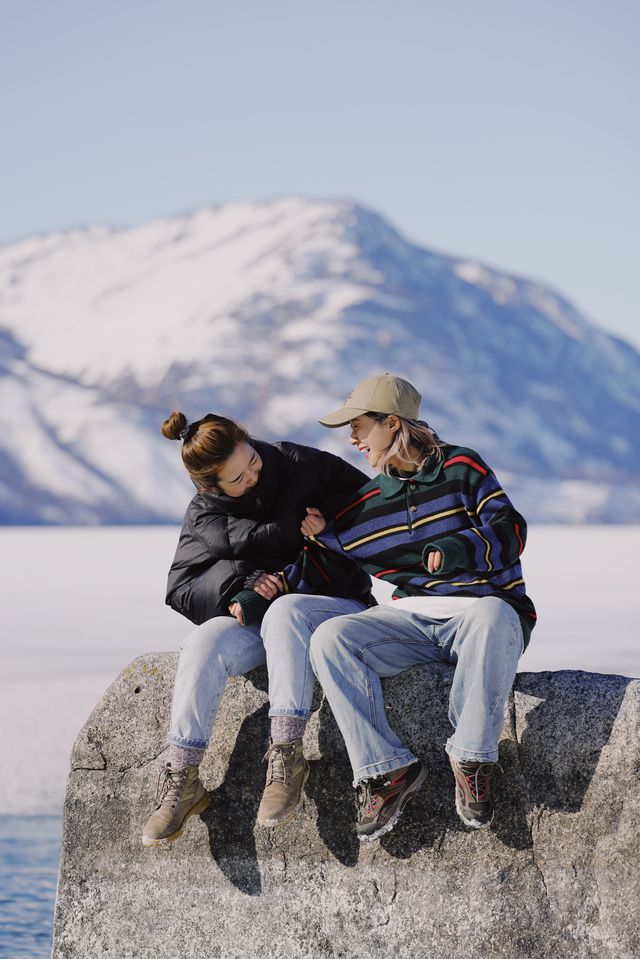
[1,197,638,523]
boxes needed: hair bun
[162,411,188,441]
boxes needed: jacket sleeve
[421,458,527,576]
[226,509,304,558]
[177,558,259,625]
[303,448,369,517]
[190,511,236,559]
[292,525,359,590]
[191,507,302,563]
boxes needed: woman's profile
[242,374,537,840]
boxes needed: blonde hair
[162,411,249,491]
[365,413,446,476]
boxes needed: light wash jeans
[309,596,525,785]
[168,595,366,749]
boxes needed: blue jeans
[309,597,524,784]
[168,595,366,749]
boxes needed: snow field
[0,525,637,815]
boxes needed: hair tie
[179,421,195,442]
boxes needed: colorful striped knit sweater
[235,444,537,647]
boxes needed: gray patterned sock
[271,716,307,744]
[169,743,206,771]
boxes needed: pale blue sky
[2,0,638,345]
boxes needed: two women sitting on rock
[143,374,536,847]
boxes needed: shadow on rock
[203,705,269,896]
[380,749,451,858]
[378,665,457,858]
[490,738,534,850]
[305,758,360,867]
[306,704,361,866]
[515,672,631,814]
[243,666,269,696]
[379,786,445,859]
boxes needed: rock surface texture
[53,655,640,959]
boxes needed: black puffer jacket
[166,439,369,625]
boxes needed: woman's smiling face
[349,415,397,469]
[214,442,263,497]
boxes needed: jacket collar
[377,455,444,498]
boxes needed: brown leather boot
[257,738,309,827]
[142,763,210,846]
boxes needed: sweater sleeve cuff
[422,536,466,576]
[231,589,271,627]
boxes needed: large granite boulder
[52,655,640,959]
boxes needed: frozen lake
[0,525,638,815]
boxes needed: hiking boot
[142,763,210,847]
[356,760,427,843]
[257,738,309,827]
[449,756,501,830]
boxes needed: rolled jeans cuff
[445,740,499,764]
[268,707,311,720]
[167,734,208,750]
[352,751,418,788]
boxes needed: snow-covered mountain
[1,197,639,523]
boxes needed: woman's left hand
[426,549,443,574]
[300,506,326,537]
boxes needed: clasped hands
[228,506,326,623]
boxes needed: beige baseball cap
[319,373,422,428]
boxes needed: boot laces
[356,782,373,817]
[155,763,187,810]
[263,742,294,786]
[458,761,502,802]
[356,776,385,818]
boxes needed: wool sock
[270,716,307,744]
[169,743,205,771]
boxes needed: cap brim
[318,406,369,428]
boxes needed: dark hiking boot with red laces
[449,756,502,830]
[356,760,427,843]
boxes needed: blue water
[0,816,61,959]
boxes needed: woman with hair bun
[142,410,370,847]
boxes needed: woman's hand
[229,602,244,624]
[252,572,284,600]
[426,549,443,574]
[300,506,326,538]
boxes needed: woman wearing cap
[142,411,371,847]
[254,374,537,841]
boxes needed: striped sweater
[236,444,537,646]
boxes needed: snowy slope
[1,197,639,523]
[1,525,639,816]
